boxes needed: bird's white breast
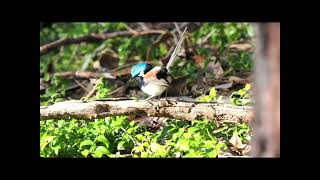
[141,83,168,96]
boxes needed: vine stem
[120,127,140,146]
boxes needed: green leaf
[150,142,161,153]
[127,127,134,134]
[203,140,215,148]
[177,139,189,151]
[215,143,227,152]
[183,132,192,139]
[94,146,111,158]
[244,83,251,91]
[199,95,211,102]
[142,142,149,147]
[80,140,94,149]
[43,73,50,81]
[166,141,177,147]
[81,149,90,157]
[40,134,56,151]
[53,145,61,155]
[135,134,146,141]
[188,127,199,133]
[57,120,65,128]
[117,140,126,150]
[132,145,144,153]
[177,128,185,137]
[239,89,246,97]
[141,152,148,158]
[209,87,216,99]
[207,150,217,158]
[95,135,109,148]
[129,121,135,127]
[206,129,216,141]
[99,125,106,134]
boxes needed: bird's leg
[145,95,155,101]
[165,90,168,100]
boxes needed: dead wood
[40,98,254,123]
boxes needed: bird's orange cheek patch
[144,69,159,79]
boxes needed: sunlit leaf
[209,87,217,99]
[95,135,109,148]
[94,146,111,158]
[117,141,126,150]
[40,134,56,151]
[81,149,90,157]
[135,134,146,141]
[80,140,93,149]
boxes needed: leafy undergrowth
[40,116,251,158]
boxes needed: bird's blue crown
[131,63,152,77]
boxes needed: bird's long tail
[166,26,188,72]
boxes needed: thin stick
[74,79,90,94]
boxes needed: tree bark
[251,23,280,157]
[40,98,254,123]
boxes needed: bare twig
[40,30,166,55]
[138,23,150,31]
[171,23,189,34]
[123,24,138,34]
[198,29,215,45]
[109,62,136,73]
[146,32,172,61]
[53,71,116,79]
[40,99,255,122]
[174,22,182,35]
[73,79,90,94]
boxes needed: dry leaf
[193,55,205,65]
[229,132,251,155]
[242,145,251,155]
[207,62,224,79]
[229,133,246,149]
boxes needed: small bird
[130,26,188,100]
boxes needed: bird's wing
[143,68,170,87]
[166,26,188,72]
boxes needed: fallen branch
[40,30,166,55]
[40,98,254,123]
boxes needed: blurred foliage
[40,75,70,106]
[40,22,254,74]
